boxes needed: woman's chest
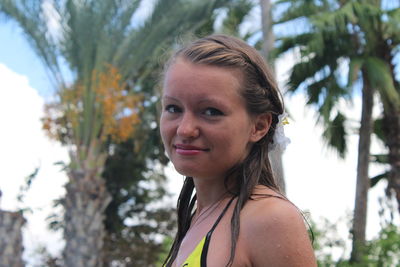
[175,222,251,267]
[205,228,250,267]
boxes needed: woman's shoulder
[238,186,317,267]
[242,186,300,229]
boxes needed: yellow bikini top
[181,236,205,267]
[180,197,235,267]
[179,193,283,267]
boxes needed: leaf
[274,0,331,25]
[25,166,40,187]
[16,166,40,204]
[370,172,388,188]
[348,57,364,87]
[322,111,347,158]
[221,0,253,36]
[371,154,388,164]
[363,57,400,108]
[373,117,386,143]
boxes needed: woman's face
[160,59,258,181]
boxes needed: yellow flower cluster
[42,64,142,144]
[94,64,142,142]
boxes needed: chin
[172,163,207,178]
[173,166,197,177]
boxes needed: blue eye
[203,107,224,116]
[165,105,181,113]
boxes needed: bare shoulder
[239,186,317,267]
[241,187,303,234]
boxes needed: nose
[177,113,199,139]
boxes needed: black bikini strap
[200,196,235,267]
[209,196,235,234]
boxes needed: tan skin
[161,59,317,267]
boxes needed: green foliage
[310,216,349,263]
[274,0,400,157]
[369,172,389,188]
[362,224,400,267]
[156,236,174,267]
[363,57,399,108]
[101,133,174,266]
[322,112,347,157]
[220,0,254,37]
[274,0,333,25]
[16,166,40,205]
[311,217,400,267]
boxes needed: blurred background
[0,0,399,266]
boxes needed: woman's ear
[250,113,272,143]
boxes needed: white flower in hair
[269,112,290,152]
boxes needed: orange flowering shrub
[42,64,142,144]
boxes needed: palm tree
[259,0,286,193]
[0,0,234,265]
[0,210,25,266]
[273,0,400,262]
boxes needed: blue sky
[0,22,52,97]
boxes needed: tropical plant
[0,210,25,266]
[312,216,400,267]
[0,0,236,265]
[273,0,400,262]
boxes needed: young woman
[160,34,316,267]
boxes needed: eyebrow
[162,95,233,111]
[161,95,179,102]
[197,98,227,107]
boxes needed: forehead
[163,59,243,99]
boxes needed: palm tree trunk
[350,72,374,263]
[0,210,25,267]
[63,169,111,267]
[259,0,274,60]
[382,108,400,212]
[260,0,286,194]
[379,36,400,214]
[269,150,286,193]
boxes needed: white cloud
[0,64,68,265]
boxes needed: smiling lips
[174,144,209,155]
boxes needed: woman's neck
[192,176,233,211]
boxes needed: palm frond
[370,172,389,187]
[363,57,400,108]
[312,1,357,34]
[386,7,400,45]
[371,153,389,164]
[221,0,254,37]
[317,76,347,121]
[322,111,348,158]
[373,117,386,142]
[114,0,233,80]
[348,57,364,87]
[273,33,314,57]
[0,0,64,86]
[274,0,332,25]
